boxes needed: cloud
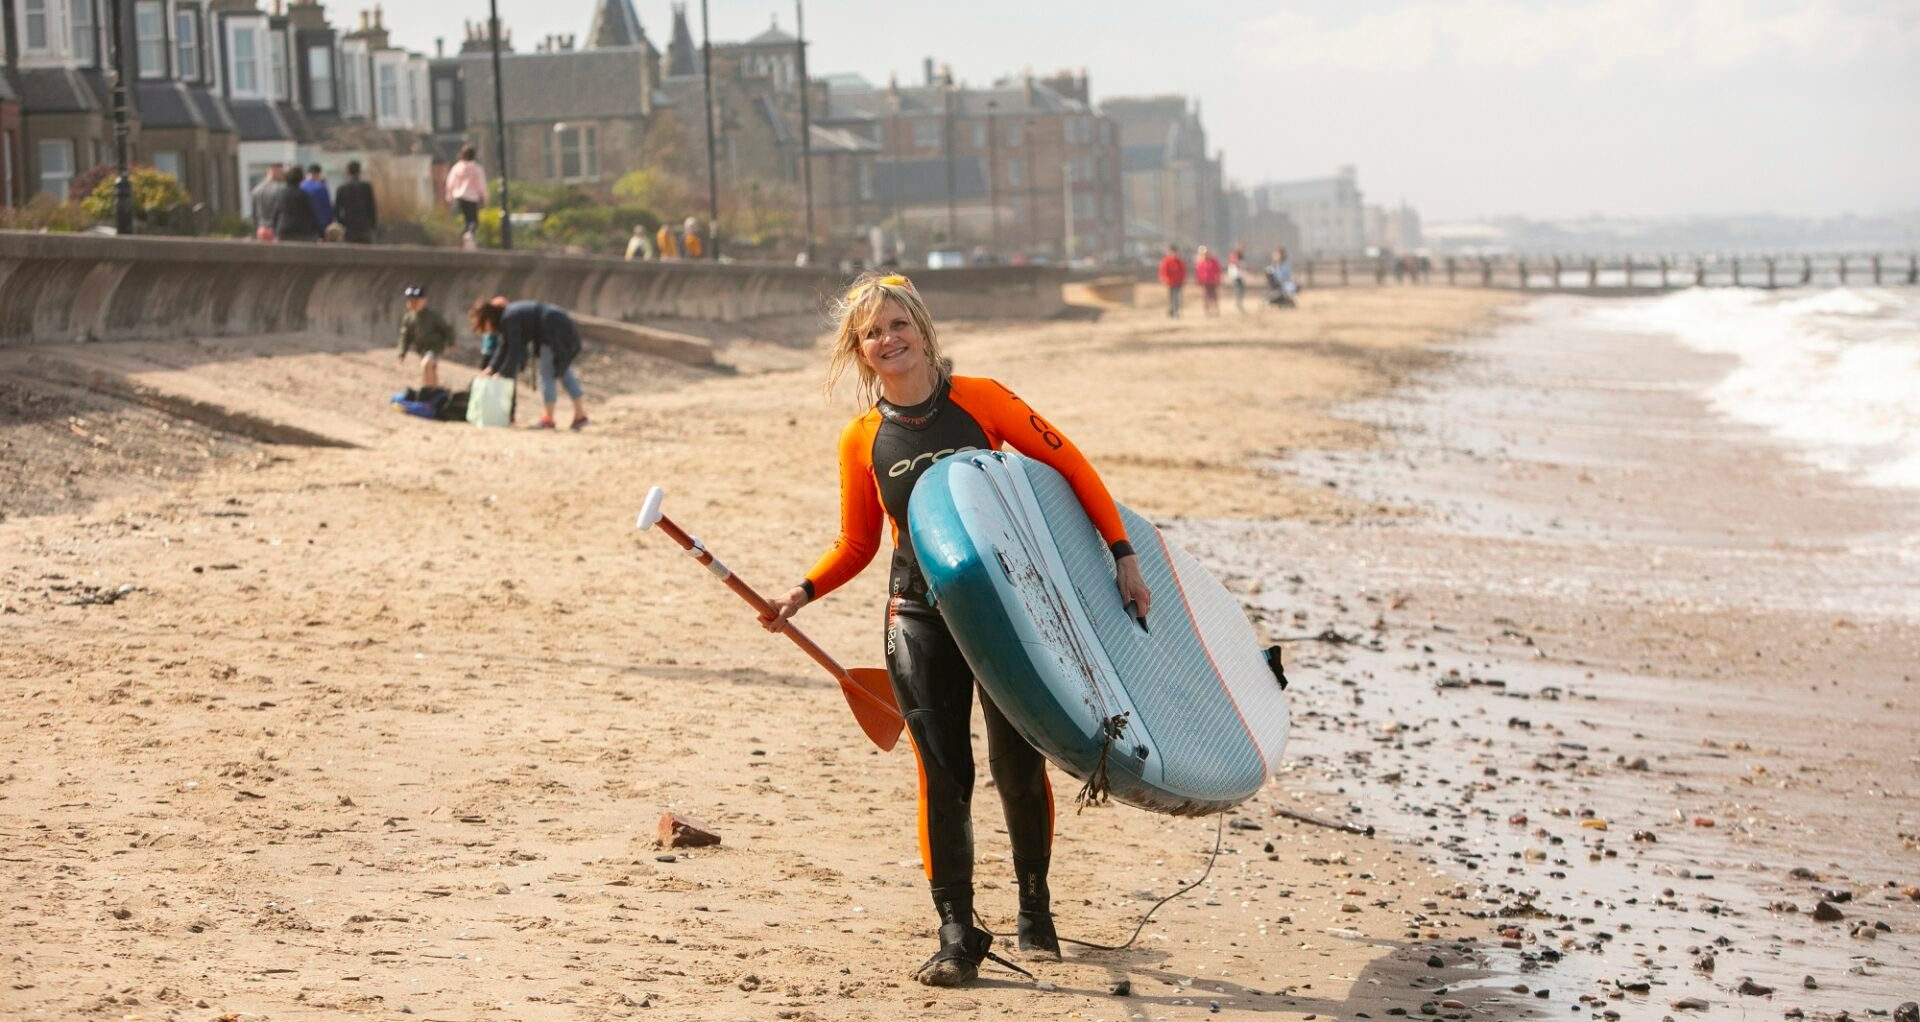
[1238,0,1919,78]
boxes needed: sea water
[1587,286,1920,491]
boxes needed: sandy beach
[4,283,1915,1022]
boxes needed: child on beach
[397,285,456,390]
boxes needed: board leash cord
[975,814,1226,956]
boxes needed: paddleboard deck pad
[909,451,1291,816]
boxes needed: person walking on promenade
[273,166,322,242]
[625,224,656,261]
[445,144,488,244]
[301,163,333,233]
[397,285,456,391]
[1228,244,1248,312]
[1158,245,1188,318]
[249,164,287,241]
[1194,245,1224,317]
[758,273,1152,988]
[335,161,378,244]
[656,221,681,260]
[683,217,705,259]
[472,298,590,431]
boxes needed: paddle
[636,487,904,752]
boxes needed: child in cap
[398,285,456,390]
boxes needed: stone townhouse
[1101,94,1227,257]
[817,66,1125,261]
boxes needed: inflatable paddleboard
[908,451,1290,816]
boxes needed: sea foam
[1587,286,1920,490]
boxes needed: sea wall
[0,232,1067,347]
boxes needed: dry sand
[2,287,1510,1022]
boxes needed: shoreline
[1189,293,1919,1017]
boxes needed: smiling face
[856,299,932,391]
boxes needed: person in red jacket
[1158,245,1188,318]
[1193,245,1224,317]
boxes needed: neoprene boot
[916,893,991,987]
[1015,858,1062,960]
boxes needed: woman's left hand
[1115,554,1152,622]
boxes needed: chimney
[923,57,934,86]
[435,37,444,57]
[373,4,383,28]
[1022,70,1034,106]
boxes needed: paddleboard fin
[1264,645,1289,690]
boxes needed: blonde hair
[825,272,952,405]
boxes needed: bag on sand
[467,376,514,427]
[438,389,470,422]
[392,386,450,420]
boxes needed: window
[231,25,260,94]
[1073,193,1094,220]
[38,139,74,198]
[857,161,873,201]
[1070,156,1092,183]
[432,76,455,130]
[308,45,335,110]
[339,46,362,116]
[176,9,199,80]
[1009,195,1025,219]
[269,30,288,100]
[153,150,183,181]
[543,125,598,181]
[1065,117,1092,144]
[912,120,940,150]
[1007,157,1022,187]
[73,0,97,64]
[1004,121,1022,147]
[377,63,399,120]
[135,2,166,78]
[971,123,985,148]
[25,0,50,52]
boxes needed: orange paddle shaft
[643,508,904,726]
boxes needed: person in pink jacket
[1194,245,1224,317]
[445,145,488,243]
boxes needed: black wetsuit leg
[886,553,1054,927]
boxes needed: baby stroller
[1265,263,1298,308]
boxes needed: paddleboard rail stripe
[1150,524,1260,757]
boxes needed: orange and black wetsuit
[800,374,1132,946]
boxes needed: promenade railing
[1294,252,1919,290]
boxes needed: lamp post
[488,0,512,249]
[985,99,998,259]
[108,0,133,233]
[795,0,814,264]
[700,0,719,260]
[942,75,956,246]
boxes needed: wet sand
[1198,295,1919,1018]
[3,287,1519,1022]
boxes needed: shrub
[0,193,97,232]
[79,165,191,227]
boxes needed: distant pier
[1295,252,1920,292]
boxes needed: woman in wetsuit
[761,273,1152,986]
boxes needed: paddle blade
[843,667,903,751]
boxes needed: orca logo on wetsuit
[887,445,980,479]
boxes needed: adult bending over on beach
[758,273,1152,987]
[471,298,590,431]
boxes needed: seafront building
[1258,166,1368,256]
[0,0,434,218]
[1100,94,1226,256]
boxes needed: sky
[381,0,1920,223]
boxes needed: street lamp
[108,0,133,233]
[986,99,998,258]
[489,0,512,249]
[700,0,719,260]
[795,0,814,264]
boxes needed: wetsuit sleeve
[803,418,884,600]
[961,378,1130,549]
